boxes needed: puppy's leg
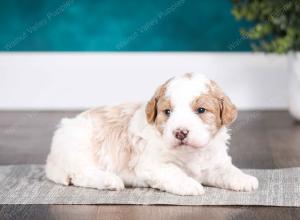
[200,163,258,192]
[70,168,125,191]
[137,164,204,195]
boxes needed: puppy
[46,73,258,195]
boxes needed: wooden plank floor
[0,110,300,220]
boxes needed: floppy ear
[145,85,164,124]
[210,80,237,126]
[146,78,172,124]
[219,95,237,125]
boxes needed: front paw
[165,177,205,196]
[227,174,259,192]
[103,175,125,191]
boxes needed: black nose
[174,129,189,141]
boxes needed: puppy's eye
[164,109,171,116]
[196,107,206,114]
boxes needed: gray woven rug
[0,165,299,206]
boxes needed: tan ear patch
[145,84,166,124]
[145,96,158,124]
[219,96,237,125]
[145,78,172,124]
[209,80,237,126]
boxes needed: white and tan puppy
[46,73,258,195]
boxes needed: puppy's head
[146,73,237,148]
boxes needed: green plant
[232,0,300,53]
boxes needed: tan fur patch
[145,78,173,124]
[81,103,141,171]
[155,98,172,134]
[208,80,237,126]
[191,80,237,133]
[191,95,222,134]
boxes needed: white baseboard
[0,52,289,110]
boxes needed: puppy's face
[146,74,237,148]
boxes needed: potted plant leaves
[232,0,300,120]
